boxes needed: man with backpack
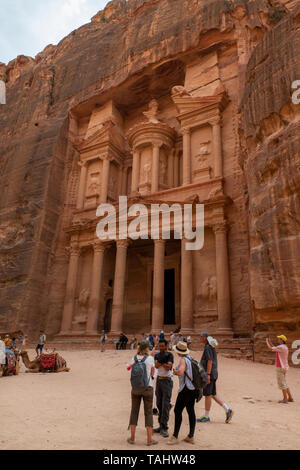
[128,340,158,446]
[168,341,207,445]
[153,339,174,437]
[197,332,234,424]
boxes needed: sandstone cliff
[239,5,300,361]
[0,0,296,347]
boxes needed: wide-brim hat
[173,341,190,355]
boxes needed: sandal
[127,438,135,444]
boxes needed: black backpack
[185,357,208,402]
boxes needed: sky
[0,0,111,64]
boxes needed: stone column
[76,161,87,210]
[110,240,129,334]
[182,128,191,186]
[151,143,160,193]
[86,242,106,335]
[131,149,140,194]
[174,150,179,187]
[181,238,194,333]
[60,243,80,334]
[152,239,165,333]
[168,149,174,188]
[100,155,111,203]
[211,118,223,178]
[121,166,128,195]
[213,222,233,335]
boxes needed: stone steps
[37,333,254,360]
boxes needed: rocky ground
[1,349,300,450]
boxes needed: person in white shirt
[35,331,46,357]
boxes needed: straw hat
[173,341,190,355]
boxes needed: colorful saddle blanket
[40,353,57,370]
[6,353,16,371]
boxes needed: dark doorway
[164,269,175,325]
[104,299,112,332]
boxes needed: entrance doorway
[104,299,112,332]
[164,268,175,325]
[150,268,176,326]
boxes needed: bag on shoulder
[130,355,149,392]
[185,357,208,402]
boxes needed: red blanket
[40,353,56,370]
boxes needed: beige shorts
[276,367,288,390]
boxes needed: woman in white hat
[167,341,198,445]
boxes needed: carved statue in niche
[143,99,160,124]
[87,173,101,196]
[195,141,211,168]
[200,276,217,302]
[143,162,152,184]
[73,287,90,328]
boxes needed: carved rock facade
[0,0,299,363]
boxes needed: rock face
[0,0,299,364]
[239,5,300,359]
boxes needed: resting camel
[21,351,70,373]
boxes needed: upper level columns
[121,166,128,195]
[100,155,111,203]
[182,128,191,186]
[151,143,161,193]
[76,162,87,210]
[131,149,140,194]
[168,149,174,188]
[211,118,223,178]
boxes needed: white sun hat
[207,336,218,348]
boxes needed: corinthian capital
[213,221,228,234]
[69,243,80,256]
[181,127,191,136]
[116,239,130,250]
[93,241,107,253]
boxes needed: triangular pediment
[75,120,115,152]
[172,92,229,115]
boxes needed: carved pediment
[75,119,127,155]
[171,85,229,116]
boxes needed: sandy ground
[1,348,300,450]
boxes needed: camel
[21,351,70,373]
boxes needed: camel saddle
[40,353,57,371]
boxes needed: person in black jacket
[197,332,234,424]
